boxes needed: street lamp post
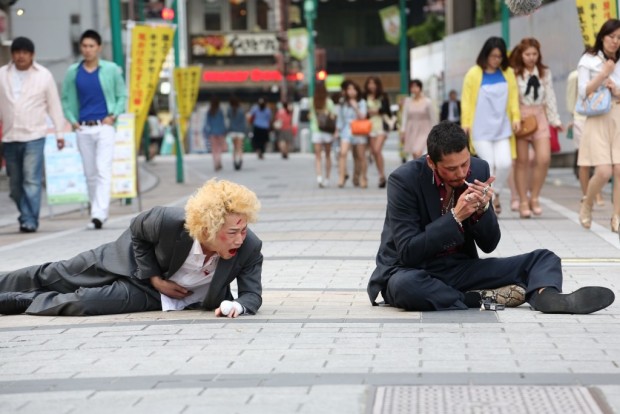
[304,0,317,98]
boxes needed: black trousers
[384,249,563,311]
[0,250,161,316]
[252,127,270,154]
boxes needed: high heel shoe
[510,199,519,212]
[378,177,386,188]
[611,215,620,233]
[579,199,593,229]
[519,202,532,219]
[492,195,502,215]
[530,198,542,216]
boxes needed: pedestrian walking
[400,79,437,161]
[336,80,368,188]
[227,96,247,170]
[61,29,127,230]
[309,82,336,188]
[274,101,294,159]
[364,76,391,188]
[0,179,263,318]
[203,96,227,171]
[510,37,563,218]
[146,108,163,160]
[0,36,66,233]
[461,36,521,215]
[368,120,615,315]
[248,97,272,160]
[439,89,461,124]
[577,19,620,232]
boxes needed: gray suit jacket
[367,156,499,305]
[98,206,263,313]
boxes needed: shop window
[256,0,269,30]
[230,1,248,31]
[204,1,221,31]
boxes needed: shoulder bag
[575,86,612,117]
[515,115,538,138]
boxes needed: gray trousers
[0,250,161,316]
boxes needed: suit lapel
[421,165,441,223]
[203,257,235,307]
[167,231,193,276]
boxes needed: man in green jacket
[61,29,127,230]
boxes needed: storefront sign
[202,69,286,83]
[111,113,138,199]
[44,133,89,205]
[192,33,278,57]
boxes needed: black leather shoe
[0,292,33,315]
[535,287,615,314]
[19,225,37,233]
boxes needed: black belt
[80,120,103,126]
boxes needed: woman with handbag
[510,38,563,218]
[400,79,436,162]
[461,37,521,215]
[335,80,368,188]
[578,19,620,231]
[203,96,227,171]
[364,76,391,188]
[309,83,336,188]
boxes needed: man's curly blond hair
[185,179,260,243]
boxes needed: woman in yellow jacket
[461,36,521,214]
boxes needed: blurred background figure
[400,79,436,161]
[336,80,368,188]
[364,76,391,188]
[227,96,247,171]
[310,82,336,188]
[510,37,563,218]
[274,101,294,159]
[248,97,272,160]
[461,36,521,215]
[146,108,163,161]
[203,96,227,171]
[577,19,620,232]
[566,70,604,207]
[440,89,461,125]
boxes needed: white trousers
[472,138,511,196]
[76,124,116,221]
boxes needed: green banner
[288,28,309,60]
[379,5,401,45]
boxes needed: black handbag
[317,111,337,133]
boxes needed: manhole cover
[372,386,604,414]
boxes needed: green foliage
[406,14,445,46]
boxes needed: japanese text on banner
[128,24,175,146]
[576,0,618,47]
[174,66,201,141]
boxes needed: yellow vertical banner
[128,24,175,147]
[576,0,618,47]
[174,66,202,142]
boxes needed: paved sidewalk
[0,151,619,413]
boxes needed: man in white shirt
[0,37,66,232]
[0,179,263,318]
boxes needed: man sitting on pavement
[367,121,615,314]
[0,179,263,318]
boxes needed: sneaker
[317,176,324,188]
[465,284,526,308]
[0,292,33,315]
[87,218,103,230]
[19,225,37,233]
[323,178,330,188]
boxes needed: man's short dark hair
[11,37,35,54]
[427,121,469,163]
[80,29,102,45]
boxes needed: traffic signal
[316,70,327,81]
[161,7,174,20]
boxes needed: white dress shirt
[0,61,65,142]
[160,240,220,311]
[577,51,620,100]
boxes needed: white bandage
[219,300,243,316]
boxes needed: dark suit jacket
[440,100,461,123]
[97,206,263,313]
[367,156,499,305]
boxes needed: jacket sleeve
[45,71,67,135]
[460,68,475,129]
[129,207,166,280]
[506,68,521,123]
[234,240,263,314]
[111,64,127,116]
[61,67,78,124]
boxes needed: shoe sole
[536,287,615,314]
